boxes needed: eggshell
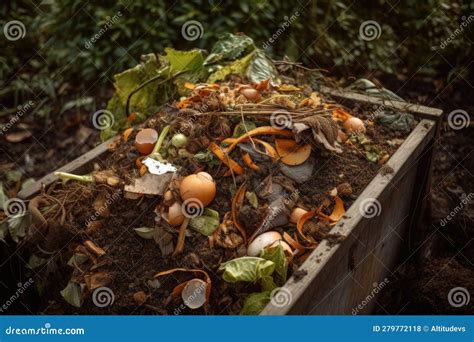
[247,231,282,256]
[343,117,366,133]
[270,240,294,260]
[179,172,216,206]
[289,207,308,224]
[165,202,185,226]
[163,190,174,205]
[181,278,207,309]
[135,128,158,155]
[240,88,261,102]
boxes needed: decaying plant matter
[10,34,415,315]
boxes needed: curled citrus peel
[224,126,293,154]
[275,138,312,166]
[242,153,260,171]
[209,142,244,175]
[155,268,211,302]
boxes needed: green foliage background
[1,0,473,110]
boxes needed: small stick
[172,217,190,256]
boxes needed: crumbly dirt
[17,101,411,315]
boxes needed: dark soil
[1,90,412,315]
[372,74,474,314]
[3,73,471,315]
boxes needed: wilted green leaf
[245,49,278,83]
[245,191,259,209]
[133,227,155,239]
[60,282,83,307]
[67,253,89,267]
[7,214,29,243]
[219,256,275,289]
[233,121,257,137]
[204,33,255,65]
[260,243,288,286]
[21,178,36,190]
[240,291,271,315]
[207,52,255,83]
[27,254,49,269]
[189,208,220,236]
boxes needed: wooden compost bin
[18,88,443,315]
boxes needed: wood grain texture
[320,86,443,120]
[17,137,117,200]
[16,90,441,315]
[262,119,436,315]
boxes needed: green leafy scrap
[189,208,220,236]
[219,256,275,291]
[204,33,255,65]
[240,291,272,315]
[245,49,278,83]
[260,243,288,287]
[60,282,83,308]
[207,51,255,83]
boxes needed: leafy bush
[1,0,472,109]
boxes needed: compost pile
[13,34,417,315]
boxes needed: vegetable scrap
[7,33,417,315]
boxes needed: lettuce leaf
[240,291,271,315]
[189,208,220,236]
[260,243,288,287]
[219,256,275,286]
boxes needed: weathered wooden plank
[320,86,443,120]
[17,137,117,200]
[262,119,436,315]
